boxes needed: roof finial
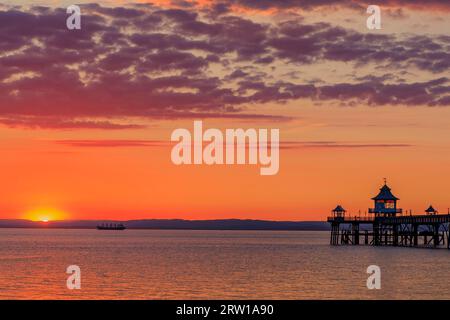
[383,177,387,185]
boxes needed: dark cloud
[221,0,450,11]
[0,4,448,129]
[270,21,450,73]
[138,50,210,73]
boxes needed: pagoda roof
[371,183,399,201]
[425,205,437,213]
[332,205,346,212]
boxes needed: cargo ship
[96,223,126,230]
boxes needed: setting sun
[24,208,66,222]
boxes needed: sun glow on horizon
[24,208,67,222]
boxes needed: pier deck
[327,214,450,248]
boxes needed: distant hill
[0,219,330,231]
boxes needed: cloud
[317,78,450,106]
[270,21,450,73]
[0,3,448,129]
[214,0,450,12]
[279,141,413,149]
[53,139,412,149]
[54,140,167,147]
[0,116,146,130]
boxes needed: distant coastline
[0,219,330,231]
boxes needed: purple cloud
[0,3,447,129]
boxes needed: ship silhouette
[96,223,126,230]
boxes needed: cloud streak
[218,0,450,12]
[53,139,413,149]
[54,139,168,147]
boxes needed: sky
[0,0,449,221]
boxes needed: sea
[0,229,449,299]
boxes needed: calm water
[0,228,449,299]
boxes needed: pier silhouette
[328,181,450,248]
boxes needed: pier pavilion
[328,181,450,248]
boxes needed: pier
[327,181,450,248]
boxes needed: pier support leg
[330,223,341,245]
[352,223,359,245]
[330,224,336,245]
[413,224,418,247]
[329,230,332,245]
[373,222,380,246]
[446,223,450,249]
[433,224,439,247]
[447,224,450,249]
[393,225,398,246]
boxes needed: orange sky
[2,105,450,221]
[0,1,449,221]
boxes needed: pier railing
[379,214,450,224]
[368,208,402,214]
[328,213,450,224]
[327,216,374,223]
